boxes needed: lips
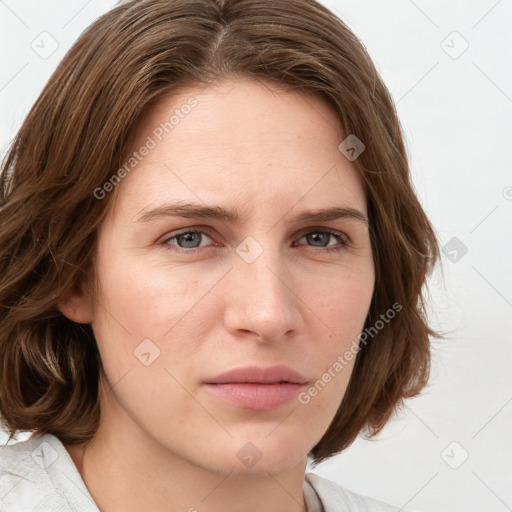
[203,365,308,410]
[204,365,308,385]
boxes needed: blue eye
[295,230,349,252]
[161,228,349,254]
[162,230,213,251]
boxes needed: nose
[222,244,303,342]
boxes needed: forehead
[113,78,366,219]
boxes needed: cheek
[90,246,228,389]
[89,258,210,425]
[305,266,374,342]
[298,269,373,404]
[92,240,218,334]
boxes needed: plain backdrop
[1,1,511,511]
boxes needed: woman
[0,0,440,510]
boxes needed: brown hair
[0,0,440,464]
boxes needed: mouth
[203,365,308,410]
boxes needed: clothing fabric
[0,432,403,511]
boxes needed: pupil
[179,232,201,248]
[308,232,329,246]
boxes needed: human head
[0,0,439,466]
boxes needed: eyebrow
[134,202,369,226]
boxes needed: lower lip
[203,382,304,410]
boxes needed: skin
[59,77,375,512]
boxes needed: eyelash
[160,228,350,254]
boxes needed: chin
[219,433,310,477]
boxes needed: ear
[57,282,94,324]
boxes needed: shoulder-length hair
[0,0,440,464]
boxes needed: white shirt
[0,432,404,511]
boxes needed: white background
[1,1,511,511]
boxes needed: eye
[294,230,349,253]
[160,228,349,254]
[162,229,214,252]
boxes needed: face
[68,78,375,476]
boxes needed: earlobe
[58,286,94,324]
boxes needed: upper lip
[205,365,308,385]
